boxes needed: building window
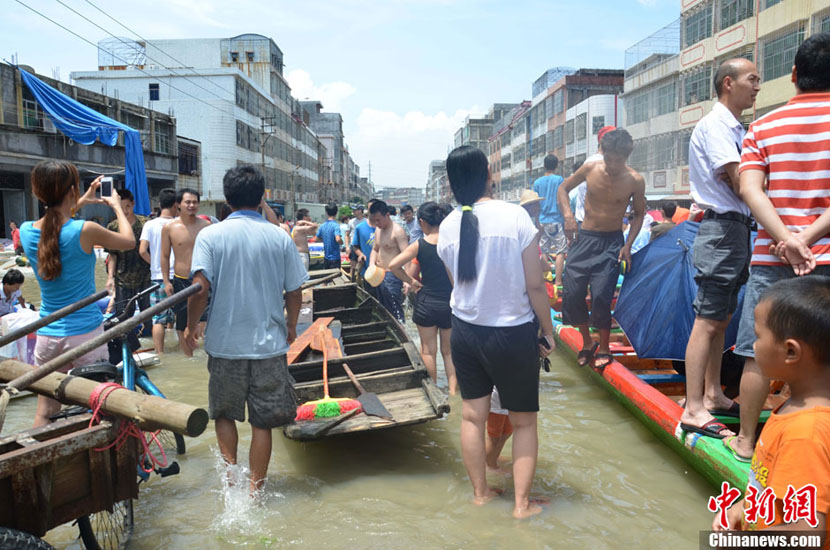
[816,12,830,33]
[629,139,649,172]
[22,98,40,130]
[721,0,753,31]
[246,51,254,62]
[552,125,564,149]
[592,116,605,134]
[684,66,712,105]
[575,113,587,141]
[627,92,650,125]
[565,119,574,145]
[654,133,675,169]
[762,26,805,82]
[553,89,564,113]
[148,83,159,101]
[178,141,199,175]
[764,0,782,8]
[653,171,668,189]
[153,120,170,155]
[655,82,676,116]
[230,52,239,62]
[684,5,713,47]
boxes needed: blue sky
[2,0,679,188]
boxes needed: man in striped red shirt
[727,32,830,462]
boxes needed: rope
[87,382,167,473]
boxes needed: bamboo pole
[0,358,207,436]
[300,271,341,290]
[0,290,109,348]
[5,284,201,393]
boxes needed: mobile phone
[539,336,552,351]
[100,177,113,197]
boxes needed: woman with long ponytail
[20,160,135,427]
[436,146,555,519]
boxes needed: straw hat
[519,189,543,207]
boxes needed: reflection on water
[6,262,715,549]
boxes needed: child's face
[753,300,788,379]
[3,283,21,296]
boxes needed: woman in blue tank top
[20,160,135,427]
[388,201,457,395]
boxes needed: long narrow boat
[283,283,450,441]
[550,302,784,490]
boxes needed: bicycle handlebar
[112,283,161,325]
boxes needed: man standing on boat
[185,165,307,495]
[726,33,830,462]
[679,58,760,439]
[292,208,318,272]
[369,200,409,323]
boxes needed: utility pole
[260,116,277,196]
[290,165,300,219]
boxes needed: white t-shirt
[688,102,750,215]
[437,200,538,327]
[0,286,21,317]
[139,216,176,280]
[572,153,604,222]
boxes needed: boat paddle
[341,362,393,420]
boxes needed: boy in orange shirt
[714,276,830,544]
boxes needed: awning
[18,68,151,215]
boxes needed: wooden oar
[341,362,393,420]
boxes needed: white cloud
[349,106,483,188]
[286,69,356,112]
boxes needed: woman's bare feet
[513,502,544,519]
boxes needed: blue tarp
[613,221,745,361]
[19,68,151,215]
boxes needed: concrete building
[563,94,624,177]
[72,34,324,215]
[376,187,425,207]
[489,101,531,201]
[426,160,447,203]
[453,115,494,156]
[624,0,830,202]
[0,63,179,233]
[301,100,353,203]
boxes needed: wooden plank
[340,320,389,335]
[344,340,398,355]
[342,330,388,344]
[289,347,411,383]
[421,378,451,416]
[11,468,41,535]
[287,317,334,364]
[33,461,54,531]
[293,367,421,402]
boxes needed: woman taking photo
[20,160,135,427]
[437,146,554,519]
[388,201,457,395]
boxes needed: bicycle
[62,283,186,550]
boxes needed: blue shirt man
[316,219,342,262]
[534,173,565,224]
[351,219,376,275]
[533,154,568,287]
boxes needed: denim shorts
[734,264,830,358]
[692,218,751,321]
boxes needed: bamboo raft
[284,283,450,440]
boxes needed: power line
[52,0,233,105]
[81,0,231,98]
[12,0,238,120]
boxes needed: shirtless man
[557,129,646,369]
[368,199,409,322]
[291,208,318,271]
[161,188,211,356]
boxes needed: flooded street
[7,264,714,549]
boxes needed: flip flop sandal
[723,436,752,463]
[680,419,731,440]
[709,402,741,418]
[576,342,599,367]
[592,352,614,370]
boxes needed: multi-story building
[454,115,494,156]
[0,63,179,229]
[489,102,531,201]
[377,187,425,207]
[563,94,624,176]
[625,0,830,202]
[426,160,447,203]
[301,100,351,203]
[71,33,324,215]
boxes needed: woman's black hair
[417,201,450,228]
[446,145,489,283]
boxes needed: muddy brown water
[6,262,714,549]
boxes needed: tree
[338,205,353,219]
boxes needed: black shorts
[562,229,623,330]
[412,292,451,329]
[172,276,208,332]
[323,258,341,270]
[450,316,540,412]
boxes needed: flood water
[6,261,715,549]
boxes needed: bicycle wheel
[0,527,56,550]
[136,386,186,457]
[77,499,133,550]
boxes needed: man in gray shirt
[186,165,308,495]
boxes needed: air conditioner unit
[42,117,57,134]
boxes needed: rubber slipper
[723,436,752,463]
[680,419,731,440]
[577,342,599,366]
[709,402,741,418]
[593,352,614,369]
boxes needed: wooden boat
[550,304,785,491]
[283,283,450,441]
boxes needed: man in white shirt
[679,58,760,439]
[139,188,178,354]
